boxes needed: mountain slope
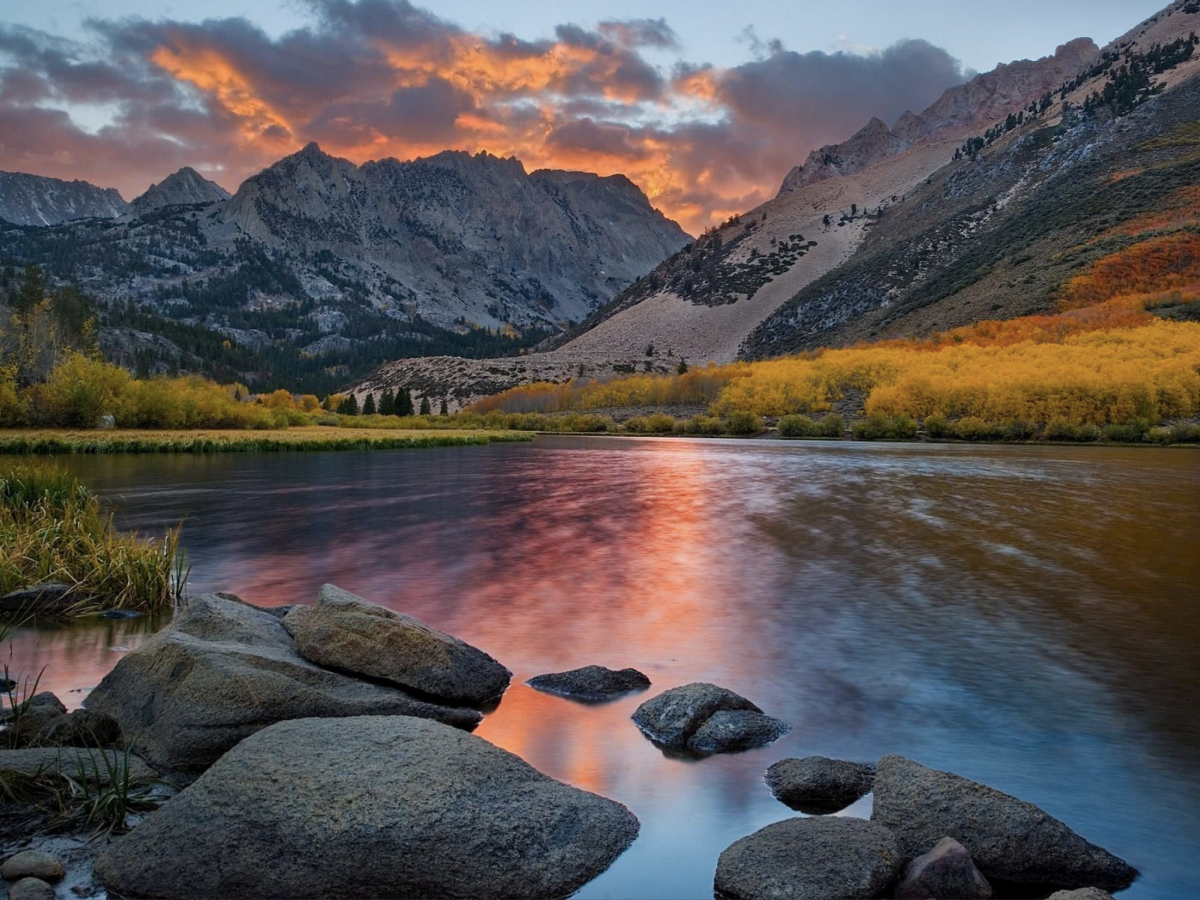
[0,171,126,225]
[129,168,231,216]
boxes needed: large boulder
[894,836,992,900]
[0,747,155,783]
[527,665,650,701]
[36,708,122,748]
[283,584,511,706]
[1,693,67,747]
[85,594,480,772]
[631,682,765,750]
[765,756,875,814]
[714,816,903,900]
[687,710,790,753]
[96,716,640,900]
[872,756,1137,892]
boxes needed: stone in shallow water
[283,584,511,706]
[96,715,640,900]
[526,665,651,701]
[765,756,875,814]
[894,836,992,900]
[2,849,66,883]
[7,878,56,900]
[871,755,1137,892]
[686,710,790,753]
[0,582,73,614]
[85,593,480,772]
[714,816,903,900]
[631,682,762,750]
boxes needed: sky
[0,0,1167,232]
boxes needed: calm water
[10,437,1200,898]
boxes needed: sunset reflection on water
[9,437,1200,899]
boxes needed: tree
[398,389,414,417]
[379,389,396,416]
[419,396,431,415]
[439,398,449,416]
[342,393,359,416]
[645,343,655,357]
[13,265,46,315]
[823,214,832,227]
[677,359,689,374]
[362,392,377,416]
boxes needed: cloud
[0,3,968,233]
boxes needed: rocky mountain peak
[129,167,231,216]
[0,171,127,226]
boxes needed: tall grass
[0,460,185,613]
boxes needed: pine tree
[398,389,414,417]
[14,265,45,315]
[677,359,689,374]
[419,396,431,415]
[342,394,359,416]
[379,389,396,416]
[439,398,449,416]
[362,393,377,416]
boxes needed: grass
[0,460,185,614]
[0,426,535,455]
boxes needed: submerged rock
[527,665,651,701]
[872,755,1137,892]
[0,582,73,614]
[631,682,765,750]
[283,584,511,706]
[714,816,903,900]
[765,756,875,814]
[687,710,790,753]
[85,593,480,772]
[895,836,992,900]
[96,716,640,900]
[2,849,66,883]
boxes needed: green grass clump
[779,413,844,438]
[852,415,919,441]
[622,413,677,434]
[1043,420,1102,442]
[724,411,764,435]
[0,460,184,614]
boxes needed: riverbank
[0,427,534,455]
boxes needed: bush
[817,413,845,438]
[952,417,999,442]
[724,411,764,435]
[1147,423,1200,444]
[778,415,818,438]
[1102,420,1151,442]
[1002,419,1036,441]
[924,415,950,439]
[683,415,725,435]
[623,413,676,434]
[852,415,918,441]
[1044,420,1101,442]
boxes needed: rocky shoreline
[2,586,1138,899]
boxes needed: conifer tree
[439,398,449,416]
[342,393,359,416]
[379,389,396,416]
[419,396,431,415]
[362,393,377,416]
[398,389,414,417]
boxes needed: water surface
[11,437,1200,898]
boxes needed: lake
[9,436,1200,898]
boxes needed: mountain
[0,171,126,226]
[352,0,1200,409]
[129,167,231,216]
[1,145,689,393]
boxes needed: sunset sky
[1,0,1164,232]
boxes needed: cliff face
[778,38,1101,193]
[0,171,127,226]
[129,168,231,216]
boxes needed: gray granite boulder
[85,593,480,772]
[37,708,121,748]
[283,584,511,706]
[96,716,640,899]
[2,693,67,747]
[0,747,156,784]
[872,756,1137,892]
[0,582,73,614]
[1046,890,1115,900]
[687,710,790,753]
[714,816,903,900]
[765,756,875,814]
[7,878,55,900]
[2,849,66,883]
[894,836,992,899]
[631,682,766,750]
[527,665,650,701]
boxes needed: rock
[85,593,481,772]
[765,756,876,814]
[1046,890,1115,900]
[2,850,66,883]
[96,716,640,900]
[282,584,511,706]
[100,609,141,619]
[631,682,762,750]
[872,756,1137,892]
[7,878,56,900]
[0,582,73,614]
[1,693,68,746]
[527,665,651,701]
[37,709,122,748]
[894,837,992,900]
[0,748,156,784]
[687,710,790,754]
[714,816,904,900]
